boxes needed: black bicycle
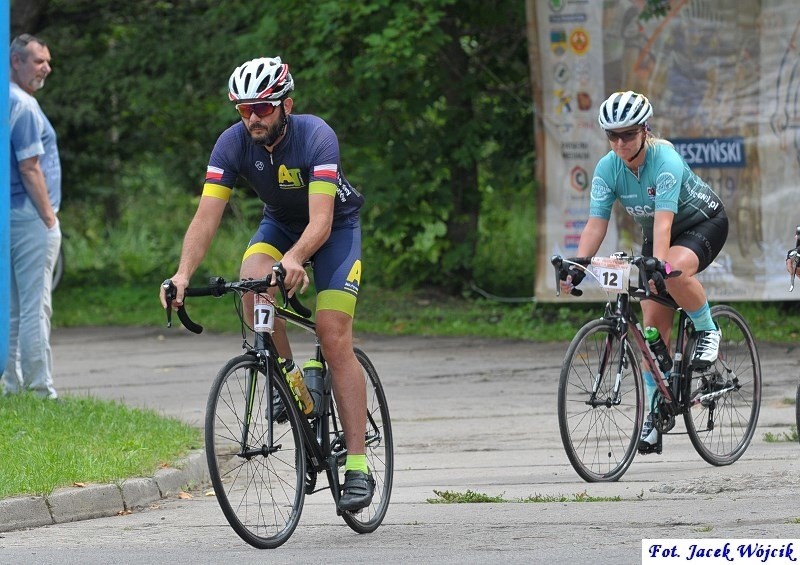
[162,264,393,548]
[552,253,761,482]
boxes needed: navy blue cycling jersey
[203,114,364,233]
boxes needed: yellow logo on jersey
[277,164,304,188]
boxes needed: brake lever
[272,262,290,308]
[551,255,562,297]
[162,279,176,328]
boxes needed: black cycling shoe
[338,470,375,512]
[637,412,663,455]
[637,435,662,455]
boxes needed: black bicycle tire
[683,305,761,466]
[340,347,394,533]
[557,318,643,482]
[796,382,800,445]
[205,354,306,549]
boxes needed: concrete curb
[0,449,208,533]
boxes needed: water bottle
[644,326,673,374]
[303,359,325,418]
[280,358,314,416]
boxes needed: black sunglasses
[605,128,642,143]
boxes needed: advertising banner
[534,0,800,301]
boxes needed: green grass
[0,393,203,498]
[427,489,621,504]
[763,427,799,443]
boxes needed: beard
[31,76,46,91]
[248,106,286,147]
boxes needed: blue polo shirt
[9,82,61,214]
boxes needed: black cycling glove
[559,264,586,287]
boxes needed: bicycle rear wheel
[337,348,394,533]
[558,318,643,482]
[205,354,306,549]
[683,305,761,465]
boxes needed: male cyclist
[160,57,372,511]
[560,91,728,455]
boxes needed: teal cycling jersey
[589,140,723,238]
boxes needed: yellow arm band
[202,183,232,201]
[309,180,337,197]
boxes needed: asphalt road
[1,326,799,564]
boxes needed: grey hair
[10,34,47,62]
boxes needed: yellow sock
[345,454,368,474]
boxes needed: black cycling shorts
[642,210,728,274]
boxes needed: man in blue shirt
[4,34,61,400]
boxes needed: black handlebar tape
[288,294,313,318]
[176,305,203,334]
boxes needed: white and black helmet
[228,56,294,102]
[598,91,652,130]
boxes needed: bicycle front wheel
[205,354,306,549]
[796,382,800,445]
[338,348,394,533]
[558,318,643,482]
[683,305,761,465]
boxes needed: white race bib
[589,257,631,292]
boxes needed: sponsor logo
[669,137,746,168]
[624,204,655,217]
[576,92,592,110]
[277,164,305,189]
[550,29,568,56]
[549,13,587,24]
[569,28,590,55]
[590,178,612,200]
[549,0,565,11]
[344,259,362,295]
[553,62,569,84]
[255,161,264,171]
[565,219,587,230]
[570,166,589,192]
[564,234,581,249]
[561,141,590,160]
[554,90,573,114]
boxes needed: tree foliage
[15,0,535,292]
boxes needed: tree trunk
[440,10,480,280]
[11,0,49,38]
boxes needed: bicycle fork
[587,332,624,407]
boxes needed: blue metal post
[1,1,10,369]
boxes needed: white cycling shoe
[692,327,721,369]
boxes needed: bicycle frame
[252,304,349,501]
[609,290,690,415]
